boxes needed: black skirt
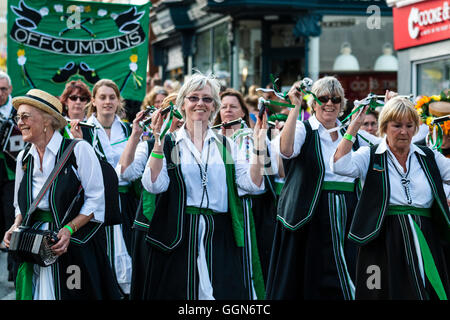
[266,189,358,300]
[57,226,123,300]
[354,214,450,300]
[129,205,151,300]
[142,212,252,300]
[119,190,139,255]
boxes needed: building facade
[388,0,450,96]
[150,0,397,102]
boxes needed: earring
[44,127,47,133]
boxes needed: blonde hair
[161,92,178,109]
[86,79,124,118]
[140,86,168,110]
[175,72,221,122]
[378,96,420,136]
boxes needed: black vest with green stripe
[145,132,244,251]
[18,138,102,245]
[348,144,450,245]
[276,121,359,231]
[82,120,131,161]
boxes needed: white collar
[26,131,63,160]
[175,124,222,145]
[87,114,122,129]
[308,114,343,131]
[375,136,426,156]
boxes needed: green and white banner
[7,0,151,101]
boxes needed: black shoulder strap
[120,121,132,137]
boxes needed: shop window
[271,24,303,48]
[237,20,262,93]
[213,23,230,84]
[319,15,396,73]
[416,57,450,96]
[194,29,212,75]
[193,22,230,86]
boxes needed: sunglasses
[68,95,89,102]
[185,96,214,104]
[317,96,342,104]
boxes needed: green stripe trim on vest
[185,206,222,216]
[322,181,355,193]
[387,205,446,300]
[386,205,431,218]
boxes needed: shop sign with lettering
[393,0,450,50]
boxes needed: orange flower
[444,120,450,135]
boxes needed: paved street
[0,250,15,300]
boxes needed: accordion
[9,226,59,267]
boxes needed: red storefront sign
[393,0,450,50]
[330,72,398,102]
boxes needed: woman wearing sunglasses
[59,80,92,139]
[266,76,360,300]
[141,72,267,300]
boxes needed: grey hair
[39,108,64,131]
[0,71,12,86]
[307,76,346,116]
[175,72,221,122]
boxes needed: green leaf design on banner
[7,0,151,101]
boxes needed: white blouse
[116,140,149,183]
[86,114,129,185]
[13,131,105,222]
[141,126,264,213]
[278,115,356,183]
[331,137,450,208]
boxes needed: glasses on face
[0,87,10,93]
[14,113,32,123]
[185,96,214,104]
[68,95,89,102]
[317,96,342,104]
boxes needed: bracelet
[63,225,73,235]
[343,133,356,144]
[69,221,78,233]
[151,152,164,159]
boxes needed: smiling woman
[4,88,121,300]
[266,76,361,300]
[331,96,450,300]
[140,71,268,300]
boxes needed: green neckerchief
[16,262,33,300]
[142,190,156,222]
[213,135,265,299]
[16,210,53,300]
[243,199,266,300]
[213,136,245,248]
[387,206,447,300]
